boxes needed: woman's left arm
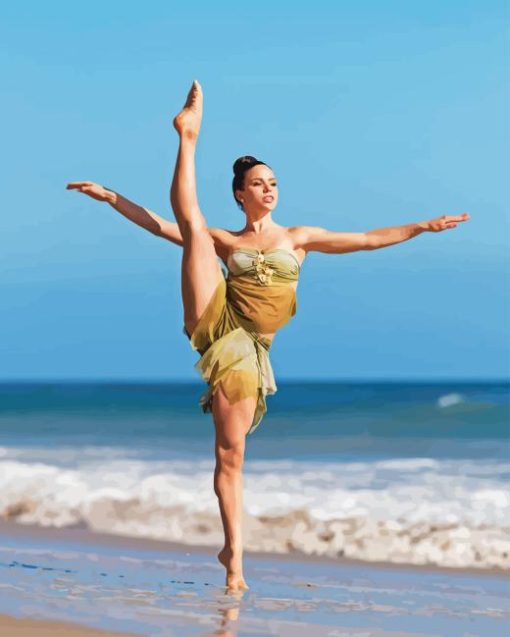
[294,213,470,254]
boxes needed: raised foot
[217,546,250,592]
[173,80,203,140]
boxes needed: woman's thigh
[181,227,224,335]
[212,383,257,450]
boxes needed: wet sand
[0,613,139,637]
[1,520,509,637]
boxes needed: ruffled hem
[194,327,277,435]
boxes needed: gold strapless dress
[184,248,301,435]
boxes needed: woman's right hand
[66,181,116,203]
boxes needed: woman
[67,80,470,592]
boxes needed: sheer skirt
[183,276,277,435]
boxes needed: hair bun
[233,156,260,175]
[231,155,269,209]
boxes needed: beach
[0,613,138,637]
[1,380,509,635]
[3,0,509,630]
[1,520,509,637]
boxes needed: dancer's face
[236,164,278,213]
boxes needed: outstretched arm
[294,213,470,254]
[66,181,184,246]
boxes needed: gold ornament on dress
[252,253,274,285]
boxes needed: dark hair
[232,155,268,209]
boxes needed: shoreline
[2,517,509,636]
[1,518,507,579]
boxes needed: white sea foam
[1,448,509,570]
[437,393,465,408]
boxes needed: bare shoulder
[288,225,324,250]
[208,225,321,263]
[284,226,318,265]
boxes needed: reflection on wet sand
[0,524,508,637]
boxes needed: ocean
[1,380,509,571]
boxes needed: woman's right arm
[66,181,184,246]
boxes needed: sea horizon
[1,377,508,383]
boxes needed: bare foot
[173,80,203,141]
[217,546,249,592]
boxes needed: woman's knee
[215,440,245,472]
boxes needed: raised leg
[212,384,257,592]
[170,80,223,335]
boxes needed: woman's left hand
[424,212,471,232]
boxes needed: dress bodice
[227,248,300,284]
[224,247,300,334]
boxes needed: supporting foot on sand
[217,546,249,592]
[173,80,203,141]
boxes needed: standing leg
[171,80,223,335]
[212,384,257,592]
[172,82,255,591]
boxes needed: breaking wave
[1,449,509,571]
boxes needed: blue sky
[1,1,508,380]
